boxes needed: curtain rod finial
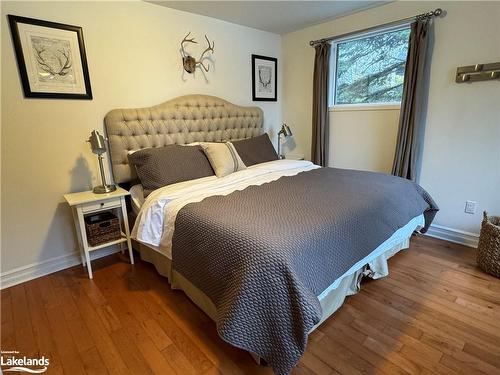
[434,8,443,17]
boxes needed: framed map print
[252,54,277,101]
[8,15,92,99]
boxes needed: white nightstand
[64,187,134,279]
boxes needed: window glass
[334,27,410,105]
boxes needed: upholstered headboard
[104,94,263,184]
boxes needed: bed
[104,94,438,375]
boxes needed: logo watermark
[1,350,49,373]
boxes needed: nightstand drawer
[81,199,121,213]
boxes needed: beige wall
[329,107,400,172]
[282,1,500,234]
[1,1,281,274]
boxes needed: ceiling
[150,1,387,34]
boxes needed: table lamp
[277,123,292,159]
[87,130,116,194]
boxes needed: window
[332,26,411,106]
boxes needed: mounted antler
[180,32,197,58]
[180,32,215,74]
[196,35,215,72]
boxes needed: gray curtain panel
[392,19,431,180]
[311,42,331,166]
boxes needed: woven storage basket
[85,212,121,247]
[477,211,500,278]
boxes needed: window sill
[330,103,401,112]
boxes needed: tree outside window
[334,27,410,105]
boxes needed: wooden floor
[2,235,500,375]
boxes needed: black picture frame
[8,15,93,100]
[252,54,277,102]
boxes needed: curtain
[311,42,331,166]
[392,19,431,181]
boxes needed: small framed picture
[8,15,92,100]
[252,54,277,102]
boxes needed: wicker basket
[85,212,121,247]
[477,211,500,278]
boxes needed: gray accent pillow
[129,145,214,197]
[232,133,278,166]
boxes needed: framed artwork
[8,15,92,100]
[252,54,277,101]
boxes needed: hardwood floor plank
[93,266,173,375]
[161,343,198,375]
[360,282,500,350]
[80,347,110,375]
[362,336,422,374]
[134,273,247,375]
[99,265,216,374]
[369,274,500,334]
[349,318,404,351]
[394,261,499,303]
[342,297,443,366]
[322,322,409,375]
[24,280,62,369]
[463,342,500,368]
[1,287,16,351]
[65,277,130,375]
[298,351,336,375]
[10,284,37,358]
[142,318,173,351]
[390,267,500,314]
[109,327,154,375]
[440,350,500,375]
[96,304,123,333]
[308,337,364,375]
[51,274,96,355]
[45,305,87,375]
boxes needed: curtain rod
[309,8,443,46]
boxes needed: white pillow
[200,142,246,177]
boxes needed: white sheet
[129,184,145,215]
[132,160,320,257]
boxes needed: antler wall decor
[180,32,215,74]
[34,46,72,76]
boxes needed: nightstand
[64,187,134,279]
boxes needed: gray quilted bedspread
[172,167,438,374]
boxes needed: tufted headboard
[104,94,263,184]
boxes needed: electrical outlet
[464,201,477,214]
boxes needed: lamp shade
[88,130,107,155]
[279,123,292,137]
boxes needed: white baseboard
[424,224,479,248]
[0,247,121,290]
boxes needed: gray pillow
[232,133,278,166]
[129,145,214,196]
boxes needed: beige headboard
[104,94,263,184]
